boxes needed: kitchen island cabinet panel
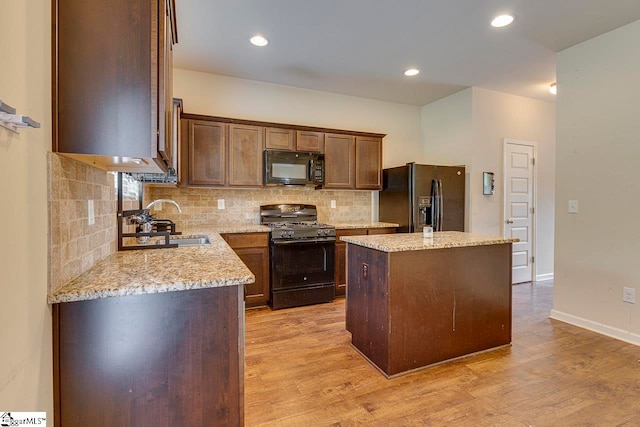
[335,227,396,296]
[53,286,243,427]
[344,245,390,370]
[345,237,512,377]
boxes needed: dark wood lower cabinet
[346,243,512,377]
[222,233,270,308]
[53,286,244,427]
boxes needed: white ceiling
[173,1,640,106]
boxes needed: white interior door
[504,140,535,284]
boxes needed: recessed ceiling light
[250,35,269,47]
[491,14,514,28]
[549,82,557,95]
[404,68,420,77]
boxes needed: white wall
[173,69,424,169]
[420,88,473,230]
[552,19,640,343]
[421,87,556,279]
[420,88,473,167]
[471,88,556,280]
[0,0,53,414]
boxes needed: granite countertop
[48,233,254,304]
[340,231,518,253]
[330,221,399,229]
[48,222,399,304]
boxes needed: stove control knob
[279,231,286,238]
[317,229,322,236]
[288,231,294,238]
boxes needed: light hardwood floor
[244,282,640,426]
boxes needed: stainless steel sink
[168,236,211,246]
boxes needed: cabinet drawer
[336,228,368,239]
[367,227,396,235]
[222,232,269,249]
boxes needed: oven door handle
[272,237,336,245]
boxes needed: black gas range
[260,204,336,310]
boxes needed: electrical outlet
[568,200,579,214]
[217,199,225,210]
[155,201,162,211]
[88,200,95,225]
[623,287,636,304]
[331,200,336,209]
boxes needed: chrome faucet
[131,199,182,243]
[145,199,182,213]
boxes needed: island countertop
[341,231,517,252]
[48,232,254,304]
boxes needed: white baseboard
[535,272,554,282]
[549,310,640,347]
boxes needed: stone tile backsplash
[144,186,374,229]
[48,155,373,293]
[48,154,118,293]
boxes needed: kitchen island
[341,231,516,377]
[49,232,254,427]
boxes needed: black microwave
[264,150,325,186]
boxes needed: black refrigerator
[379,163,466,233]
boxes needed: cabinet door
[188,120,227,186]
[157,0,174,169]
[355,136,382,190]
[335,228,368,296]
[324,133,355,188]
[265,127,295,151]
[54,0,173,172]
[229,124,264,187]
[296,130,324,152]
[335,242,347,296]
[235,247,270,308]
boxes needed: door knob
[506,219,514,224]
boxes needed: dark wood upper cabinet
[265,127,295,151]
[296,130,325,152]
[355,136,382,190]
[324,133,355,188]
[229,124,264,187]
[53,0,177,173]
[180,113,385,189]
[187,120,227,186]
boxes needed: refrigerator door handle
[438,179,444,231]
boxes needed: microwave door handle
[309,159,314,181]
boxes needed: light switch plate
[331,200,336,209]
[568,200,579,214]
[623,287,636,304]
[88,200,95,225]
[217,199,225,210]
